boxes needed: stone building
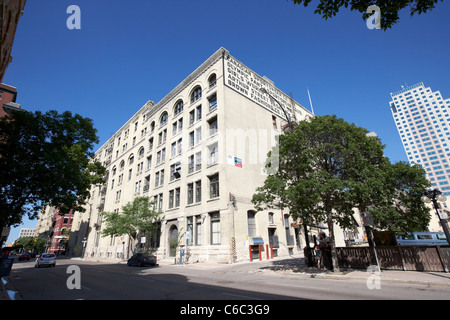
[66,48,365,263]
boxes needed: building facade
[390,82,450,231]
[17,227,35,238]
[35,207,74,254]
[64,48,365,263]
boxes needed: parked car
[35,253,56,268]
[396,232,448,246]
[127,253,157,267]
[18,252,31,261]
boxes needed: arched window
[120,160,125,170]
[190,86,202,104]
[174,100,184,116]
[160,111,168,126]
[138,147,145,158]
[208,74,216,88]
[150,121,155,132]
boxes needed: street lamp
[260,88,293,133]
[421,189,450,245]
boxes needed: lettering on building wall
[224,55,296,121]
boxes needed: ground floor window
[210,211,220,245]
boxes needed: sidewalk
[169,254,450,288]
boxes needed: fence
[335,246,450,272]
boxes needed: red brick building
[47,209,74,255]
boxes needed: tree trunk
[326,212,339,272]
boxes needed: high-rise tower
[390,82,450,195]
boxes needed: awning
[251,237,264,245]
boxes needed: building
[63,48,366,263]
[390,82,450,231]
[17,227,35,238]
[1,0,27,83]
[35,207,74,254]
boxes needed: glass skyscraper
[390,82,450,196]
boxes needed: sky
[3,0,450,244]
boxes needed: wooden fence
[335,246,450,272]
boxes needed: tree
[101,196,162,257]
[369,161,431,233]
[14,236,46,252]
[252,115,431,271]
[290,0,443,30]
[0,109,105,233]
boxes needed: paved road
[6,258,450,301]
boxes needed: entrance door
[169,226,178,257]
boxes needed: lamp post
[421,189,450,245]
[260,88,293,133]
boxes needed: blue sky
[3,0,450,243]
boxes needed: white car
[35,253,56,268]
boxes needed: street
[5,256,450,301]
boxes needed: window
[149,137,154,150]
[160,112,168,127]
[268,212,274,224]
[209,173,219,198]
[196,127,202,145]
[187,183,194,204]
[144,175,150,192]
[188,155,194,174]
[146,155,152,170]
[195,180,201,203]
[272,115,277,129]
[210,212,220,245]
[175,187,180,207]
[129,154,134,165]
[174,100,183,116]
[189,110,195,125]
[208,116,218,136]
[191,86,202,104]
[248,211,256,237]
[187,217,193,246]
[195,152,201,171]
[158,193,163,210]
[169,190,174,209]
[208,143,218,165]
[208,74,216,88]
[160,169,164,185]
[155,172,160,187]
[196,105,202,121]
[158,129,167,145]
[208,94,217,111]
[189,131,195,147]
[196,215,202,245]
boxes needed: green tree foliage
[0,110,105,232]
[102,196,162,253]
[252,115,431,270]
[14,236,46,251]
[290,0,443,30]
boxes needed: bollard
[266,244,269,259]
[249,245,253,262]
[270,244,273,259]
[258,245,262,261]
